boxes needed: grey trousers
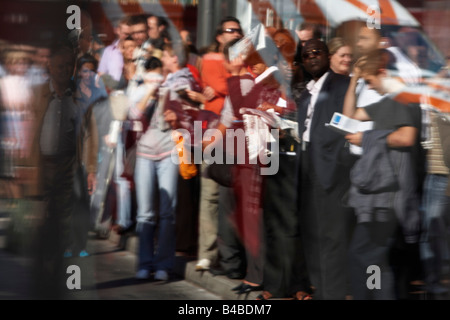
[197,163,219,263]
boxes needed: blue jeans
[420,174,450,280]
[135,156,178,272]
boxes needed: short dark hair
[128,14,148,27]
[144,56,163,71]
[76,53,98,73]
[212,16,242,53]
[215,16,241,37]
[156,16,169,29]
[299,22,322,40]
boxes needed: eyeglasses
[131,30,147,35]
[222,28,243,35]
[302,49,324,60]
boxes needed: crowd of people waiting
[1,10,450,300]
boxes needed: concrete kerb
[107,231,262,300]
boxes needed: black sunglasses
[222,28,243,35]
[302,49,324,60]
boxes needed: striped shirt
[427,112,450,175]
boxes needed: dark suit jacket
[296,70,354,191]
[23,82,98,197]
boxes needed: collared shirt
[355,78,383,108]
[98,39,124,82]
[303,71,329,142]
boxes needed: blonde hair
[3,50,31,66]
[327,37,350,56]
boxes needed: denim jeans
[135,156,178,272]
[420,174,450,280]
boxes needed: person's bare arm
[186,89,207,104]
[386,126,418,148]
[346,126,417,148]
[343,57,371,121]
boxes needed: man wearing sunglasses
[296,39,356,300]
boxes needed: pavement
[0,199,261,300]
[2,199,450,301]
[108,231,263,300]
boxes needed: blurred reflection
[0,47,34,206]
[383,26,446,78]
[28,46,50,86]
[75,53,108,112]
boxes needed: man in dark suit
[296,39,356,300]
[29,42,98,298]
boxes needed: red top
[200,52,231,115]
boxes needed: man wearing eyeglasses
[296,39,356,300]
[128,14,154,90]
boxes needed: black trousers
[299,147,355,300]
[32,156,75,299]
[263,153,311,297]
[175,173,200,254]
[71,164,91,253]
[217,185,247,276]
[348,218,398,300]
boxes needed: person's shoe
[118,223,137,235]
[63,250,72,258]
[232,283,245,291]
[237,283,263,294]
[79,250,90,258]
[154,270,169,281]
[195,259,211,271]
[135,269,151,280]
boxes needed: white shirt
[355,78,384,108]
[303,72,329,142]
[350,78,383,155]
